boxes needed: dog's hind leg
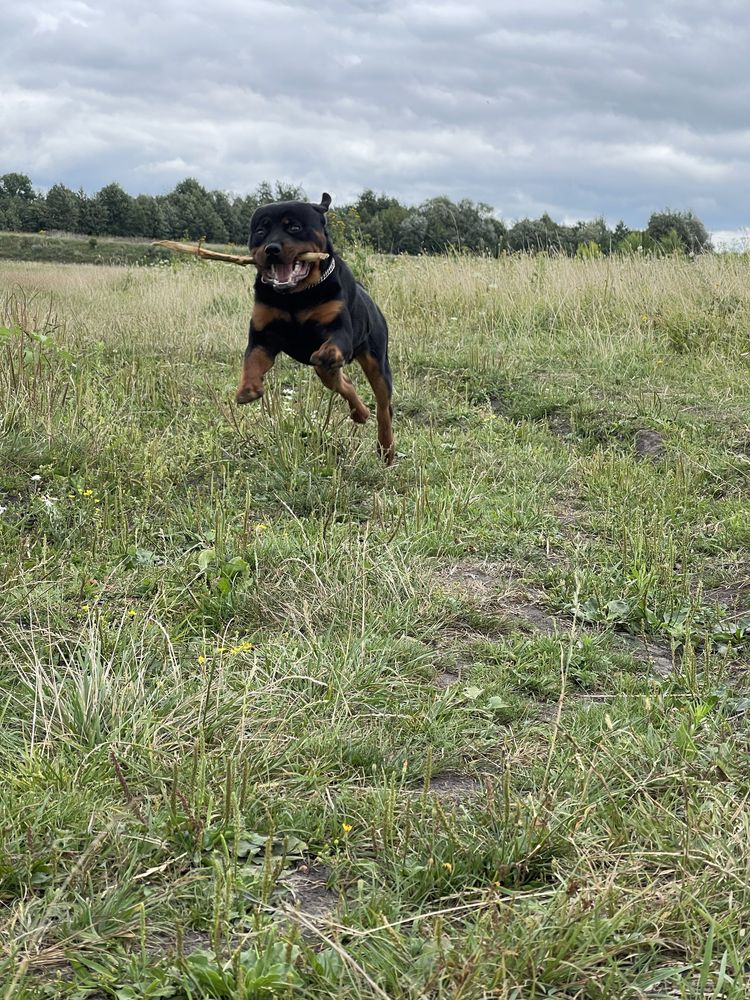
[315,365,370,424]
[356,352,394,465]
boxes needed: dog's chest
[252,296,348,364]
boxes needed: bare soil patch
[425,772,483,803]
[279,864,338,924]
[614,634,676,677]
[436,560,567,633]
[435,560,516,594]
[437,558,686,682]
[702,559,750,617]
[634,428,666,461]
[434,666,463,689]
[546,411,573,437]
[502,598,568,636]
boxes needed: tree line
[0,171,712,256]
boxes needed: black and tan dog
[235,193,394,464]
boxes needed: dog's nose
[265,242,282,257]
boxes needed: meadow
[1,248,749,998]
[0,232,171,268]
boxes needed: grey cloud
[0,0,748,229]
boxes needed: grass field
[1,250,749,998]
[0,232,178,269]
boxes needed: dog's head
[248,193,332,291]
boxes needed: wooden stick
[152,240,254,265]
[151,240,328,266]
[292,251,330,262]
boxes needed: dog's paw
[235,385,263,404]
[311,342,345,370]
[350,405,370,424]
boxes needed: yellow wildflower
[342,823,353,834]
[229,641,254,655]
[442,862,453,873]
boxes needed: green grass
[0,231,179,268]
[1,250,749,998]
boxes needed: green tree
[420,197,464,251]
[0,172,41,231]
[76,188,106,235]
[209,190,236,243]
[354,191,409,252]
[1,201,21,231]
[326,205,365,247]
[229,195,257,243]
[372,204,410,252]
[573,217,613,255]
[506,214,608,256]
[250,181,306,210]
[647,209,711,253]
[395,196,504,255]
[137,194,169,238]
[397,211,429,254]
[653,228,684,255]
[0,172,35,201]
[617,230,657,254]
[539,213,574,254]
[506,218,552,253]
[127,194,150,238]
[44,183,80,232]
[272,181,306,202]
[95,182,135,236]
[613,220,630,245]
[166,178,226,241]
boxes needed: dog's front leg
[236,342,276,404]
[310,320,370,424]
[309,317,353,372]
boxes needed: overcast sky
[1,0,749,238]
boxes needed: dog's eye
[287,223,301,234]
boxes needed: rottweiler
[235,192,394,464]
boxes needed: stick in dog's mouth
[150,241,328,269]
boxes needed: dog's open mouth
[261,259,311,290]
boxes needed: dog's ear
[317,192,332,213]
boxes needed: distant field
[0,230,245,267]
[1,252,749,997]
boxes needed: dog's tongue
[273,262,294,284]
